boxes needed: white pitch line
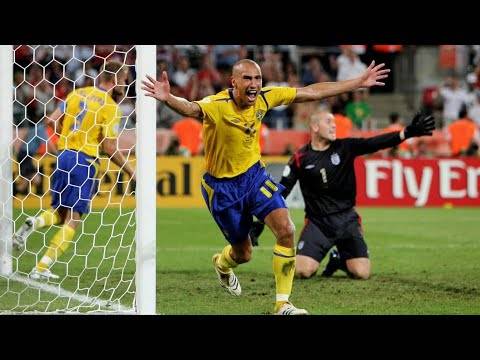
[9,273,133,313]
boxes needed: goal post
[134,45,157,315]
[0,45,13,276]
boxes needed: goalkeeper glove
[249,221,265,247]
[404,112,435,139]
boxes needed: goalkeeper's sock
[216,245,238,273]
[335,253,355,278]
[249,221,265,247]
[273,244,296,311]
[322,249,354,277]
[34,209,61,230]
[36,224,75,271]
[327,250,354,278]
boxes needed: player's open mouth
[246,90,258,102]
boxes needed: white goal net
[0,45,156,314]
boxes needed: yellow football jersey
[57,86,122,158]
[194,86,296,178]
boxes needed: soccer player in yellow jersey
[13,61,136,280]
[142,58,389,315]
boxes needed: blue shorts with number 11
[200,161,287,244]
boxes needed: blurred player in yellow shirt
[142,58,389,314]
[13,60,135,280]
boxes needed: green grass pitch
[1,207,479,314]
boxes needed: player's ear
[231,76,235,88]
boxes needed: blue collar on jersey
[228,88,238,106]
[228,87,270,110]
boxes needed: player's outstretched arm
[141,71,202,119]
[294,61,390,103]
[402,112,436,140]
[349,112,435,156]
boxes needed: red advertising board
[355,158,480,207]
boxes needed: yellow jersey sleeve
[261,86,297,109]
[101,102,122,139]
[194,95,220,123]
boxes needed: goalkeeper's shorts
[51,149,99,214]
[297,209,369,262]
[200,161,286,244]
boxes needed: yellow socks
[34,209,61,230]
[273,244,296,311]
[36,224,76,271]
[216,245,238,273]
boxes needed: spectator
[413,138,433,158]
[215,62,233,90]
[370,45,402,93]
[336,45,367,82]
[35,79,55,116]
[468,90,480,126]
[345,89,372,129]
[33,45,53,66]
[157,101,182,129]
[53,45,73,64]
[193,75,216,101]
[65,45,94,77]
[475,63,480,90]
[284,61,299,84]
[383,112,410,157]
[264,59,291,129]
[465,71,478,107]
[13,70,27,125]
[292,101,317,130]
[446,106,480,156]
[301,57,325,86]
[196,53,222,92]
[157,59,176,87]
[439,75,471,125]
[171,117,203,156]
[157,45,174,63]
[214,45,246,68]
[14,45,33,68]
[189,54,219,101]
[421,85,439,115]
[172,55,196,98]
[74,63,98,88]
[13,69,52,195]
[331,102,353,139]
[165,135,182,156]
[55,78,73,100]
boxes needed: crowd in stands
[11,45,480,161]
[419,46,480,157]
